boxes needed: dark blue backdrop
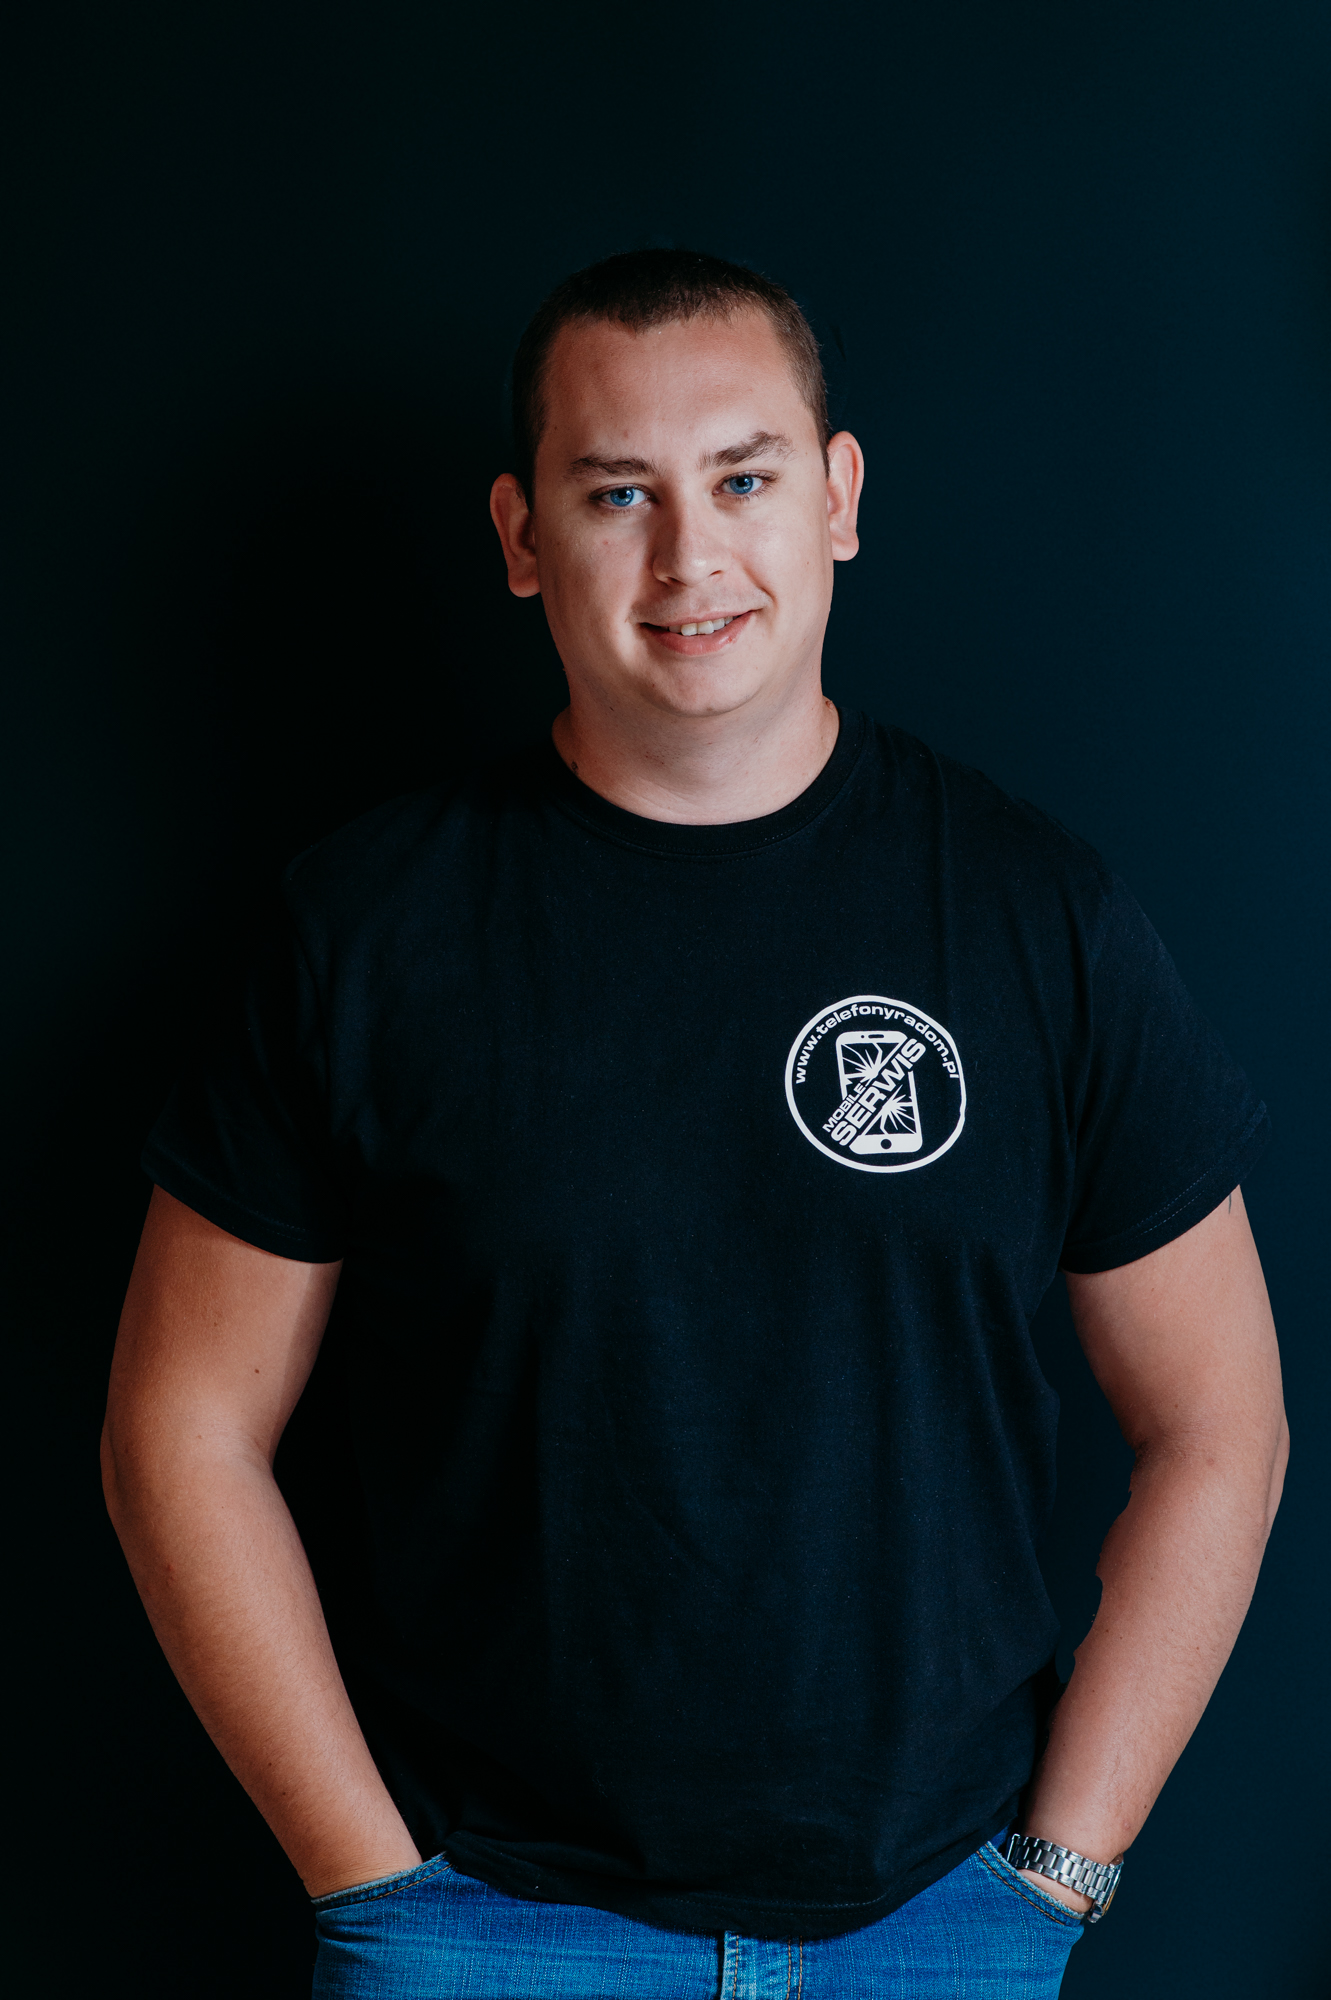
[7,4,1327,1994]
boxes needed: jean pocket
[977,1842,1086,1932]
[311,1852,452,1913]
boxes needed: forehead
[539,310,817,465]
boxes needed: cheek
[571,537,637,602]
[746,511,827,598]
[542,528,641,627]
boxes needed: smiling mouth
[642,614,744,636]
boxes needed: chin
[639,660,772,722]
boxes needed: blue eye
[603,486,646,508]
[723,474,761,496]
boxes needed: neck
[551,680,841,826]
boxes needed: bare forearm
[1023,1432,1286,1875]
[102,1429,420,1896]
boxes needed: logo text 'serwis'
[823,1029,927,1155]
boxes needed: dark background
[8,3,1328,1994]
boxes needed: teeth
[677,617,733,636]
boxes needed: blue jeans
[311,1834,1083,1998]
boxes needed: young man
[103,251,1286,1999]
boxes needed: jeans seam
[975,1846,1084,1930]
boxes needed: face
[491,310,863,725]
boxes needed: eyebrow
[705,431,794,470]
[567,431,796,479]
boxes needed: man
[103,250,1287,1999]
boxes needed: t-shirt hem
[141,1143,346,1263]
[1059,1103,1271,1274]
[440,1807,1012,1940]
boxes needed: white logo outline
[784,993,967,1174]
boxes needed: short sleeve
[1060,877,1270,1273]
[141,899,349,1262]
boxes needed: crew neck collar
[544,707,867,859]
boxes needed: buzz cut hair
[510,247,831,504]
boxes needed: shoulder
[277,745,547,942]
[865,719,1117,926]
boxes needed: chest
[324,849,1083,1314]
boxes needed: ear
[489,474,541,597]
[825,431,865,562]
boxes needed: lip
[640,609,756,655]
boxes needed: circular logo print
[785,995,966,1174]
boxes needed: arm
[101,1186,422,1896]
[1018,1185,1288,1911]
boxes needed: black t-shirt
[144,711,1268,1937]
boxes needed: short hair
[510,248,831,503]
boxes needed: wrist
[301,1836,423,1900]
[1016,1867,1094,1915]
[1005,1830,1125,1922]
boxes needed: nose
[650,493,728,587]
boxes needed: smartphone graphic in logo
[834,1029,923,1155]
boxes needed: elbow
[100,1403,159,1536]
[100,1397,268,1543]
[1265,1412,1290,1539]
[101,1414,129,1532]
[100,1403,185,1539]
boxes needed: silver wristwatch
[1001,1832,1124,1922]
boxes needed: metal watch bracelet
[1000,1833,1124,1922]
